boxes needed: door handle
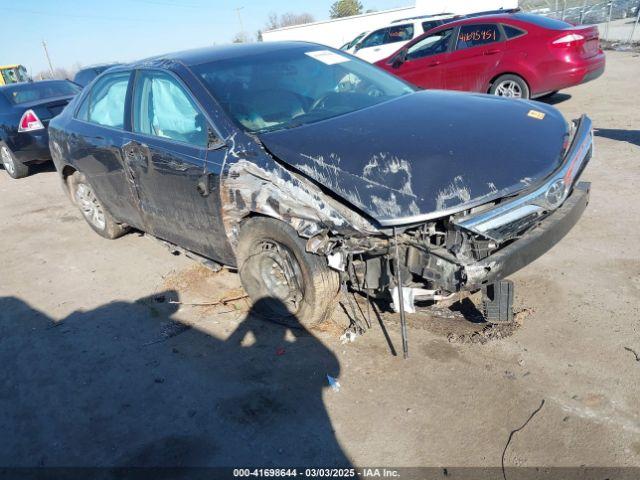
[428,60,441,67]
[484,49,501,55]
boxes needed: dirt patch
[421,339,465,362]
[160,264,248,318]
[602,40,640,53]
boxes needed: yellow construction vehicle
[0,65,29,86]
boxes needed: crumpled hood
[258,90,568,226]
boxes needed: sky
[0,0,410,75]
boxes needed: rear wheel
[490,74,530,100]
[68,172,128,239]
[236,217,340,329]
[0,143,29,179]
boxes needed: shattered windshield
[192,46,414,133]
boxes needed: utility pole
[630,6,640,44]
[234,6,245,34]
[41,40,55,78]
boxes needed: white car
[342,14,458,63]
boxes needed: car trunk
[18,95,75,123]
[258,90,569,226]
[578,25,601,59]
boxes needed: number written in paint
[458,29,497,43]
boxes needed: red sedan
[375,12,606,99]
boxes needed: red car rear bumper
[538,53,606,94]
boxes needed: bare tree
[232,31,251,43]
[265,11,315,30]
[34,66,76,81]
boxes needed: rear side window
[77,72,130,129]
[132,71,207,147]
[422,20,441,32]
[503,24,527,39]
[360,24,414,48]
[456,23,502,50]
[387,24,414,43]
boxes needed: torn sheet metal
[219,133,380,249]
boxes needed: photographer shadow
[0,293,350,470]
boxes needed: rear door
[390,27,455,89]
[70,71,144,229]
[126,69,230,262]
[444,23,505,92]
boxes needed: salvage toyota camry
[48,42,592,327]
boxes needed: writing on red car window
[458,29,497,43]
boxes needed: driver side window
[132,70,207,147]
[407,28,454,61]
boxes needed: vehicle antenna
[393,227,409,359]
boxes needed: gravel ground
[0,51,638,470]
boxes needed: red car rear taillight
[18,109,45,132]
[552,33,585,48]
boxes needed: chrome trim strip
[454,115,592,240]
[471,204,544,233]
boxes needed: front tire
[490,74,530,100]
[67,172,128,239]
[236,217,340,329]
[0,142,29,179]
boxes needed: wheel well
[61,165,76,180]
[61,165,77,191]
[487,72,530,93]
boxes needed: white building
[262,0,519,48]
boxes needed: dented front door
[124,69,235,265]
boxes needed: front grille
[485,211,541,242]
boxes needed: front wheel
[67,172,128,239]
[490,75,530,100]
[236,217,340,329]
[0,142,29,179]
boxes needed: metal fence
[519,0,640,42]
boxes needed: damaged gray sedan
[49,42,592,332]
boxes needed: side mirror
[391,50,408,68]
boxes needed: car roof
[391,13,456,23]
[77,63,119,72]
[420,12,524,33]
[114,42,315,71]
[431,11,556,30]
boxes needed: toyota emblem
[545,180,566,209]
